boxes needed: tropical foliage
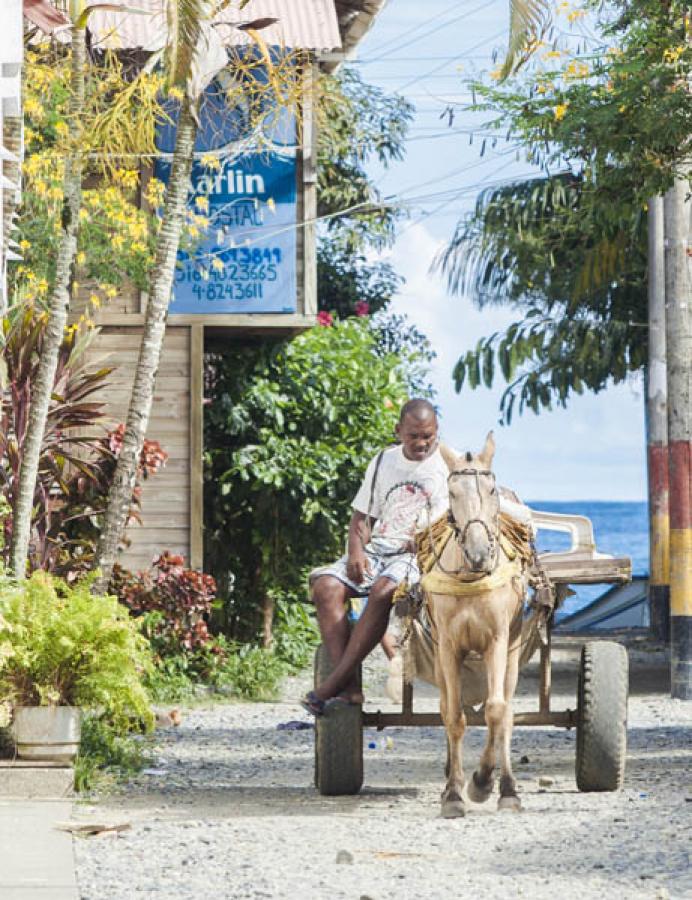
[438,0,688,420]
[437,174,647,421]
[0,306,112,570]
[204,319,415,641]
[316,67,414,319]
[0,571,154,732]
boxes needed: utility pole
[664,180,692,700]
[646,196,670,642]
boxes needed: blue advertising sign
[154,82,298,314]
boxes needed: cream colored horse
[424,434,524,818]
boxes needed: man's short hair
[399,398,437,422]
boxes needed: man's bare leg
[313,577,396,702]
[312,575,361,700]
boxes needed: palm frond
[165,0,209,89]
[500,0,551,79]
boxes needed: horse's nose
[467,551,489,572]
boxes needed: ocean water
[527,501,648,620]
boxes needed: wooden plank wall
[91,326,191,572]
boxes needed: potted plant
[0,571,154,762]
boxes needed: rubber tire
[313,643,363,796]
[576,641,628,792]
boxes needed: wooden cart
[313,508,632,796]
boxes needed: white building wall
[0,0,23,312]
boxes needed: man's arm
[345,510,373,584]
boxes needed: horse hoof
[441,799,466,818]
[497,794,522,812]
[467,772,494,804]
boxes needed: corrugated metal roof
[88,0,342,52]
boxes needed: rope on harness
[421,559,522,596]
[392,511,535,604]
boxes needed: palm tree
[91,1,279,592]
[10,8,87,576]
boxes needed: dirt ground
[74,634,692,900]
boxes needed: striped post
[646,197,670,642]
[664,181,692,700]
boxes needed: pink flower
[354,301,370,317]
[316,311,334,327]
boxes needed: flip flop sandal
[324,694,363,713]
[300,690,326,717]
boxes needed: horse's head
[440,432,499,574]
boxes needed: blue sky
[351,0,647,502]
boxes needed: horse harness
[443,466,500,576]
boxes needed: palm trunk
[91,99,198,593]
[10,29,86,577]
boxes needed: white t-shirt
[352,445,451,552]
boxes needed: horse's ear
[478,430,495,468]
[438,442,458,472]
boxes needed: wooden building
[80,0,386,572]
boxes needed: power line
[396,27,507,92]
[358,0,470,57]
[364,0,503,63]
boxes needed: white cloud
[381,223,647,501]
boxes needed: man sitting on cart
[301,398,451,716]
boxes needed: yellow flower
[168,86,184,101]
[554,103,569,121]
[542,50,562,60]
[211,258,224,272]
[194,195,209,212]
[663,46,685,64]
[489,67,503,81]
[106,286,118,298]
[200,153,221,170]
[266,197,276,213]
[76,251,86,265]
[19,239,31,252]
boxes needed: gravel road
[74,635,692,900]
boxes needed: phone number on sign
[190,282,265,301]
[176,262,279,284]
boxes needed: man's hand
[346,550,371,585]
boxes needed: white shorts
[309,543,419,597]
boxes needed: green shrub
[273,597,319,672]
[74,714,152,793]
[143,635,286,703]
[0,571,154,732]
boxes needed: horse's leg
[436,636,467,818]
[497,639,522,811]
[468,631,508,804]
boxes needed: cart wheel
[576,641,628,792]
[313,644,363,796]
